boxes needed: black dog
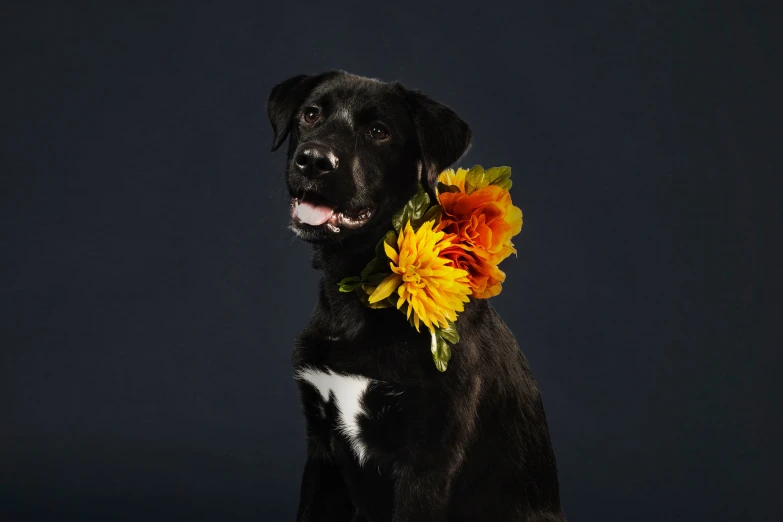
[268,71,566,522]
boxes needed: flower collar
[338,166,523,371]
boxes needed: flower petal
[368,273,402,304]
[384,241,400,265]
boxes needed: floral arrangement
[338,166,523,371]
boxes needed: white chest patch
[295,366,373,465]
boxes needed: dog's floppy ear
[407,90,472,190]
[267,73,333,152]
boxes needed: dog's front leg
[390,375,483,522]
[296,451,356,522]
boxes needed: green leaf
[375,230,398,260]
[392,184,430,231]
[437,321,460,344]
[418,204,443,227]
[494,179,512,191]
[430,331,452,372]
[360,257,387,281]
[368,298,395,309]
[464,165,513,193]
[338,276,363,293]
[485,166,511,187]
[437,182,460,194]
[365,271,389,286]
[464,165,486,194]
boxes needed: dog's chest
[295,366,407,466]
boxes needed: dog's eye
[302,107,320,124]
[369,123,389,140]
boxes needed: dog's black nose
[294,144,339,178]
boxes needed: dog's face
[267,71,471,244]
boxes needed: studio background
[1,2,779,521]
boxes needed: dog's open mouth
[290,192,373,232]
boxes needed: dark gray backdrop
[1,2,780,521]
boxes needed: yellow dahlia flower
[438,167,469,193]
[368,220,472,332]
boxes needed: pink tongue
[295,199,334,226]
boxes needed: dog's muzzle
[294,143,339,179]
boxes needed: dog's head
[267,71,471,243]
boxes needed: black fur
[268,71,566,522]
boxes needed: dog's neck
[312,240,378,285]
[306,221,395,335]
[304,241,378,343]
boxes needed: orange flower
[437,184,522,298]
[439,244,507,299]
[438,185,522,262]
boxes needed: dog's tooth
[326,223,340,233]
